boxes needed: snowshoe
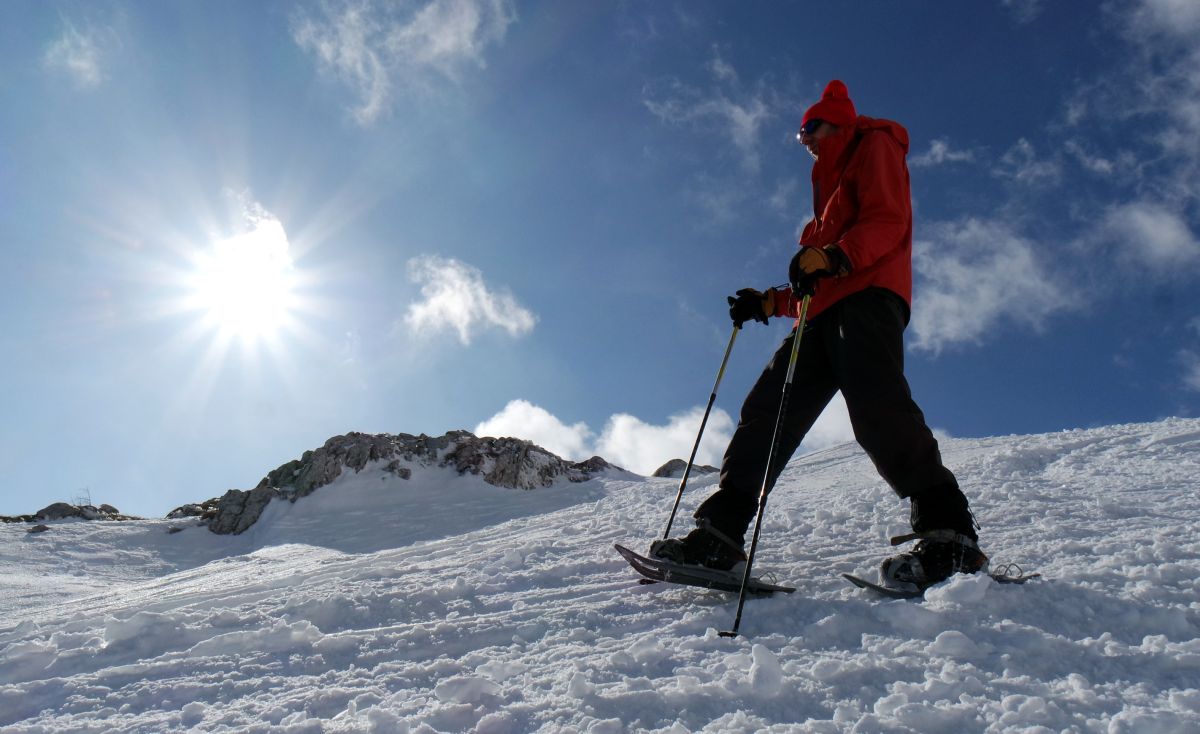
[648,520,747,574]
[879,529,989,592]
[615,544,794,595]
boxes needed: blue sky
[2,0,1198,517]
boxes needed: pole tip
[718,630,739,638]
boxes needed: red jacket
[771,116,913,321]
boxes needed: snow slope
[2,419,1198,733]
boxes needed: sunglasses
[797,119,824,141]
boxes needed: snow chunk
[475,711,517,734]
[433,675,501,704]
[567,671,594,698]
[104,610,183,647]
[475,660,529,682]
[365,708,409,733]
[187,619,322,657]
[0,639,57,684]
[924,571,991,605]
[928,630,981,659]
[180,701,206,727]
[749,644,784,697]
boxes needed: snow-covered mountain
[2,419,1198,732]
[163,430,626,537]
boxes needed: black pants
[695,288,974,543]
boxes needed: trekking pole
[720,293,811,639]
[662,324,739,540]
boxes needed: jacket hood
[854,116,909,155]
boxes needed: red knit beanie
[801,80,857,128]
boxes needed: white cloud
[1129,0,1200,37]
[293,0,515,125]
[474,396,857,476]
[910,138,976,168]
[645,88,770,171]
[475,399,594,460]
[994,138,1061,185]
[797,393,855,453]
[1064,1,1200,205]
[44,19,107,88]
[911,218,1076,353]
[643,55,773,173]
[475,400,732,474]
[293,3,390,124]
[1001,0,1046,24]
[893,0,1199,360]
[1098,201,1200,273]
[595,407,735,476]
[390,0,513,74]
[1064,139,1118,175]
[404,255,536,345]
[708,54,738,84]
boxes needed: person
[650,80,986,590]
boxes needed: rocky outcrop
[3,432,625,536]
[207,487,283,535]
[443,435,614,491]
[256,431,622,496]
[566,456,621,475]
[36,503,90,521]
[652,459,719,479]
[0,503,143,523]
[166,501,218,520]
[196,430,624,535]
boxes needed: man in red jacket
[651,81,987,591]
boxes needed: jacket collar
[809,117,909,216]
[811,124,858,215]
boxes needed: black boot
[882,484,985,589]
[649,520,747,573]
[880,530,989,589]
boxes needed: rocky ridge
[1,503,140,525]
[5,431,628,537]
[171,430,624,535]
[651,458,719,479]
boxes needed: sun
[188,214,298,341]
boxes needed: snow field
[1,419,1198,732]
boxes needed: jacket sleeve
[769,286,798,319]
[835,132,910,271]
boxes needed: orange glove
[789,246,850,296]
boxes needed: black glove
[788,246,850,296]
[727,288,775,328]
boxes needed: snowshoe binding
[648,520,747,575]
[878,529,989,592]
